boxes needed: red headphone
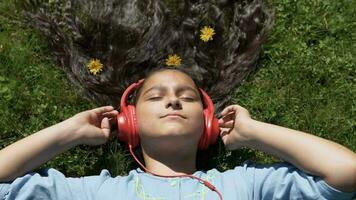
[116,79,220,150]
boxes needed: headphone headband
[199,89,214,113]
[120,79,145,109]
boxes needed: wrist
[238,118,261,147]
[57,118,83,147]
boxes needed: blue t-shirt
[0,161,355,200]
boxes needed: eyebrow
[142,85,200,97]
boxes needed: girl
[0,67,355,199]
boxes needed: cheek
[136,104,150,124]
[135,103,160,132]
[189,108,205,135]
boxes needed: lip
[161,113,187,119]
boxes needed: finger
[220,105,239,116]
[109,117,118,133]
[102,110,119,118]
[108,117,117,124]
[219,111,235,122]
[220,127,233,138]
[218,120,234,128]
[101,117,111,138]
[220,128,237,150]
[92,106,115,114]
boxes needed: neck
[140,147,197,176]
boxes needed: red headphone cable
[128,145,223,200]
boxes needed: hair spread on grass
[21,0,274,114]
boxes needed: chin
[151,138,197,154]
[140,131,200,154]
[159,126,191,136]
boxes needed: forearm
[0,119,80,182]
[244,119,356,192]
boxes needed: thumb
[101,117,111,139]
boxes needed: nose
[165,96,182,109]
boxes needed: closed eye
[148,96,162,101]
[180,97,195,101]
[147,96,196,101]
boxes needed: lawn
[0,0,355,177]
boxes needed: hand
[218,104,255,150]
[65,106,119,146]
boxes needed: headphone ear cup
[116,105,140,148]
[117,110,129,144]
[127,105,140,148]
[210,116,220,145]
[117,79,144,148]
[198,109,209,150]
[198,109,219,150]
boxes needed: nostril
[174,101,182,109]
[166,98,182,109]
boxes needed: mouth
[160,113,187,119]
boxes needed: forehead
[141,70,197,91]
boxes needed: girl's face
[136,70,204,151]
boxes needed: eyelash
[148,96,195,101]
[181,97,195,101]
[149,97,162,100]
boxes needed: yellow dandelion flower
[86,58,103,75]
[200,26,215,42]
[165,54,182,66]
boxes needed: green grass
[0,0,355,177]
[234,0,356,162]
[0,1,104,176]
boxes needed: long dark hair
[21,0,274,114]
